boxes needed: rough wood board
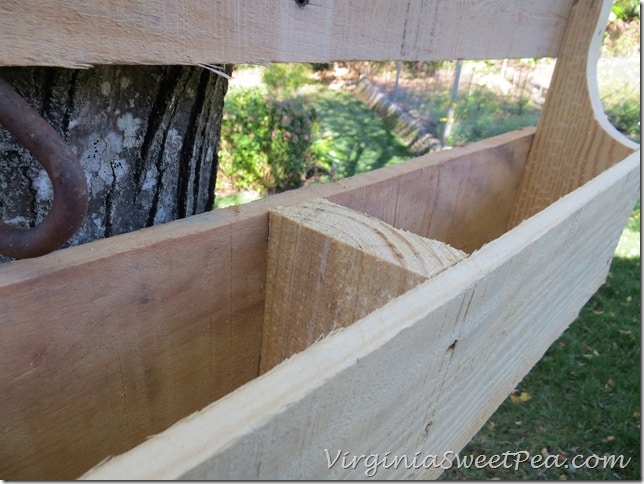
[83,152,640,480]
[509,0,639,226]
[327,129,532,253]
[0,226,263,479]
[260,199,466,373]
[0,130,530,479]
[0,0,573,67]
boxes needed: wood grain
[260,199,466,373]
[83,151,640,480]
[0,130,531,479]
[0,0,573,67]
[508,0,639,226]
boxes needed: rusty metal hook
[0,76,88,259]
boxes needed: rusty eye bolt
[0,77,88,259]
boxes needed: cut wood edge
[81,151,640,480]
[260,198,466,373]
[268,199,466,277]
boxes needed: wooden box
[0,0,639,479]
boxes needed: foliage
[402,61,446,77]
[309,90,413,179]
[604,0,640,56]
[262,63,315,99]
[218,87,319,194]
[444,86,539,145]
[611,0,640,21]
[598,56,640,143]
[605,98,641,143]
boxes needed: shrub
[605,98,641,143]
[218,87,319,194]
[262,63,314,99]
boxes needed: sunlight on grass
[308,89,413,179]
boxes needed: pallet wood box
[0,0,639,479]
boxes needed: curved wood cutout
[509,0,639,228]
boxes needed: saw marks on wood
[260,198,467,373]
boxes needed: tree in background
[0,65,231,260]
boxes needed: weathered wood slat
[509,0,639,226]
[0,130,532,479]
[0,0,573,67]
[260,198,466,373]
[82,151,640,480]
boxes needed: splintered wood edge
[269,198,467,278]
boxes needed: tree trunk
[0,64,231,261]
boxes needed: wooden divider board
[0,130,532,479]
[260,199,466,373]
[1,0,573,67]
[83,151,640,480]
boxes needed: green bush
[262,63,314,99]
[446,86,539,145]
[218,87,319,194]
[611,0,640,21]
[605,99,641,143]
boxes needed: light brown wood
[260,199,466,373]
[82,151,640,480]
[0,225,265,479]
[328,128,533,253]
[508,0,638,226]
[0,0,573,67]
[2,0,639,478]
[0,130,532,479]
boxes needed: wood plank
[82,151,640,480]
[0,130,530,479]
[260,199,466,373]
[0,227,255,479]
[328,128,532,253]
[509,0,639,226]
[0,1,573,67]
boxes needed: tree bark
[0,64,231,261]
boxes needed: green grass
[307,89,414,179]
[440,200,641,480]
[214,86,414,207]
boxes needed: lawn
[308,89,414,179]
